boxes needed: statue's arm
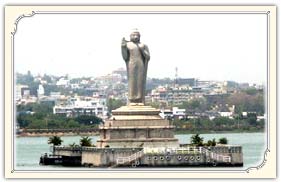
[143,45,150,61]
[121,38,129,61]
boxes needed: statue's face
[130,32,140,43]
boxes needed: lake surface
[15,132,266,170]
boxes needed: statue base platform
[96,105,179,148]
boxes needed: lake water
[15,132,266,170]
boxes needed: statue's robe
[121,41,150,104]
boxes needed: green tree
[244,88,258,95]
[179,98,208,113]
[17,113,31,128]
[67,120,80,128]
[17,102,53,114]
[218,137,228,144]
[69,142,80,148]
[107,98,126,112]
[190,134,204,146]
[16,71,34,85]
[80,136,92,147]
[28,119,46,129]
[32,103,53,114]
[257,119,265,128]
[227,90,264,114]
[200,118,215,130]
[206,138,217,146]
[74,115,103,125]
[48,136,63,153]
[247,113,258,126]
[212,117,235,130]
[17,103,33,112]
[48,136,63,146]
[149,102,161,109]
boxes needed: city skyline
[15,13,267,84]
[16,68,264,85]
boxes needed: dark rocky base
[40,154,81,166]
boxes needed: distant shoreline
[16,131,99,137]
[174,129,264,135]
[16,129,264,137]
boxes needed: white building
[159,107,186,120]
[37,84,45,98]
[218,112,233,118]
[56,77,70,87]
[53,97,108,118]
[257,115,266,121]
[173,107,186,119]
[159,109,173,119]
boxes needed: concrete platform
[98,105,179,148]
[50,146,243,167]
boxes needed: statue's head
[130,29,141,43]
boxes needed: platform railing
[116,150,144,165]
[144,147,231,163]
[201,147,231,163]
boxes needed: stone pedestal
[96,105,179,148]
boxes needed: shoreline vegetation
[17,129,264,137]
[16,131,99,137]
[174,128,264,135]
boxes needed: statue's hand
[121,37,127,46]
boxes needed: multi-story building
[53,96,108,118]
[15,84,38,105]
[159,107,186,120]
[151,85,202,105]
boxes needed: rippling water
[15,132,266,170]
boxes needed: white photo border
[5,5,276,179]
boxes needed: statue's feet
[129,103,144,106]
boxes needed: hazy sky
[15,13,267,84]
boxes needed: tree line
[178,88,264,115]
[173,115,264,133]
[17,103,103,129]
